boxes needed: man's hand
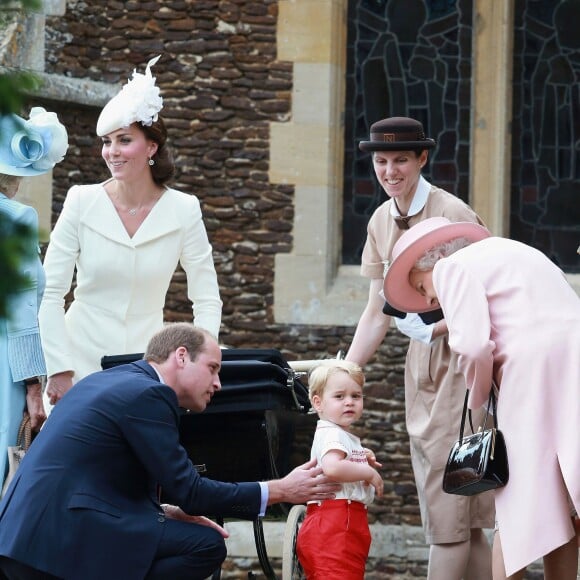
[45,371,74,405]
[266,458,341,505]
[161,505,229,538]
[394,312,434,344]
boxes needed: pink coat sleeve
[433,260,495,409]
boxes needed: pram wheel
[282,504,306,579]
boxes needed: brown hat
[359,116,436,152]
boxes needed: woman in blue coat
[0,107,68,489]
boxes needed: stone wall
[40,0,421,574]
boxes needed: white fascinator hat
[0,107,68,177]
[96,55,163,137]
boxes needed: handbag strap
[17,413,32,450]
[460,385,499,440]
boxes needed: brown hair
[0,173,21,193]
[138,115,175,186]
[308,360,365,402]
[373,149,427,158]
[144,323,212,364]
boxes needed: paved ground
[221,521,580,578]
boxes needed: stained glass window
[342,0,473,264]
[511,0,580,272]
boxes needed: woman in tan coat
[345,117,494,580]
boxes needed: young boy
[296,360,383,579]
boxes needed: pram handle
[287,351,345,374]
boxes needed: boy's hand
[366,468,384,497]
[364,447,382,469]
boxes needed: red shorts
[296,499,371,579]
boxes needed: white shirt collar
[150,364,165,384]
[389,175,431,217]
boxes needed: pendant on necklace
[128,208,137,216]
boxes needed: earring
[148,157,155,166]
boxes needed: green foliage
[0,0,41,11]
[0,70,42,115]
[0,0,43,113]
[0,0,43,317]
[0,212,35,319]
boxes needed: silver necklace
[128,207,138,216]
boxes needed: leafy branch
[0,0,43,112]
[0,214,35,319]
[0,0,43,317]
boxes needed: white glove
[394,312,434,344]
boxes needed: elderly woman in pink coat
[383,217,580,580]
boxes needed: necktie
[394,215,411,230]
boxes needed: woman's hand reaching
[45,371,74,405]
[25,382,46,431]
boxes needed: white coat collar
[80,184,180,247]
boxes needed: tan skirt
[404,338,495,544]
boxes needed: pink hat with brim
[383,217,491,313]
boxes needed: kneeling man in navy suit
[0,323,339,579]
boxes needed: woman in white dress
[39,56,222,405]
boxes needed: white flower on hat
[25,107,69,171]
[119,55,163,127]
[96,55,164,137]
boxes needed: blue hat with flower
[0,107,68,177]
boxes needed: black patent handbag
[442,386,509,496]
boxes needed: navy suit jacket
[0,361,261,579]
